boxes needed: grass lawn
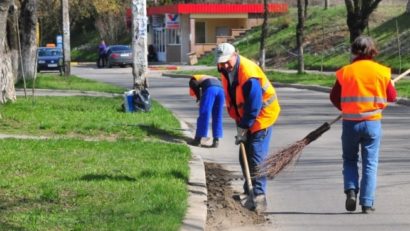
[16,74,125,94]
[0,139,189,231]
[0,74,191,230]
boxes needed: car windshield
[38,49,62,56]
[109,46,130,52]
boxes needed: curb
[178,119,208,231]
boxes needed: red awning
[147,3,288,16]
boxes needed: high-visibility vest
[189,74,218,98]
[336,59,391,121]
[221,56,280,133]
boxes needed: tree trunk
[62,0,71,75]
[296,0,305,74]
[132,0,148,90]
[344,0,382,43]
[304,0,308,19]
[19,0,38,80]
[324,0,329,10]
[407,0,410,13]
[0,0,18,104]
[258,0,268,71]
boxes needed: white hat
[215,43,235,63]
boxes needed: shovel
[240,142,256,209]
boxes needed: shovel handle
[240,143,254,198]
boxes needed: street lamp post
[131,0,148,90]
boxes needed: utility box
[187,52,198,65]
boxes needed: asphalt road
[72,65,410,231]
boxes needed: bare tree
[344,0,382,43]
[258,0,268,70]
[0,0,18,104]
[296,0,307,73]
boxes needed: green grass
[1,74,191,230]
[0,96,183,140]
[0,139,189,230]
[16,74,125,94]
[198,5,410,72]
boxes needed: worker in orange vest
[189,75,224,148]
[330,36,397,214]
[215,43,281,212]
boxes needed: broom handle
[329,114,342,126]
[240,142,254,197]
[329,69,409,126]
[392,68,410,84]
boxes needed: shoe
[345,189,357,212]
[189,138,201,147]
[362,206,375,214]
[211,138,219,148]
[254,194,267,213]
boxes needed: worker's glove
[235,127,248,145]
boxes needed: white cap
[215,43,235,63]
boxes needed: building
[146,3,288,64]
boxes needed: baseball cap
[215,43,235,63]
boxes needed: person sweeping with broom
[215,43,281,212]
[330,36,397,214]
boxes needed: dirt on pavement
[205,162,269,230]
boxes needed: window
[167,28,180,45]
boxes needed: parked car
[37,47,64,75]
[106,45,133,68]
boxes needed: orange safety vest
[189,74,218,98]
[221,56,280,133]
[336,59,391,121]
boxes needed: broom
[257,68,410,178]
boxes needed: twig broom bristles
[257,68,410,178]
[257,115,341,178]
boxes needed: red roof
[147,3,288,16]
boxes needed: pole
[131,0,148,90]
[61,0,71,76]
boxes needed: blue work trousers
[342,120,382,207]
[239,125,273,196]
[195,86,224,139]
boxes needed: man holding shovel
[330,36,397,214]
[215,43,281,212]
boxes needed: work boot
[189,137,201,147]
[254,194,267,213]
[211,138,219,148]
[345,189,357,212]
[362,206,375,214]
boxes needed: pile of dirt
[205,162,268,230]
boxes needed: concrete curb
[178,119,208,231]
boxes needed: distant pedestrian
[330,36,397,214]
[215,43,281,213]
[189,75,224,148]
[98,40,107,68]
